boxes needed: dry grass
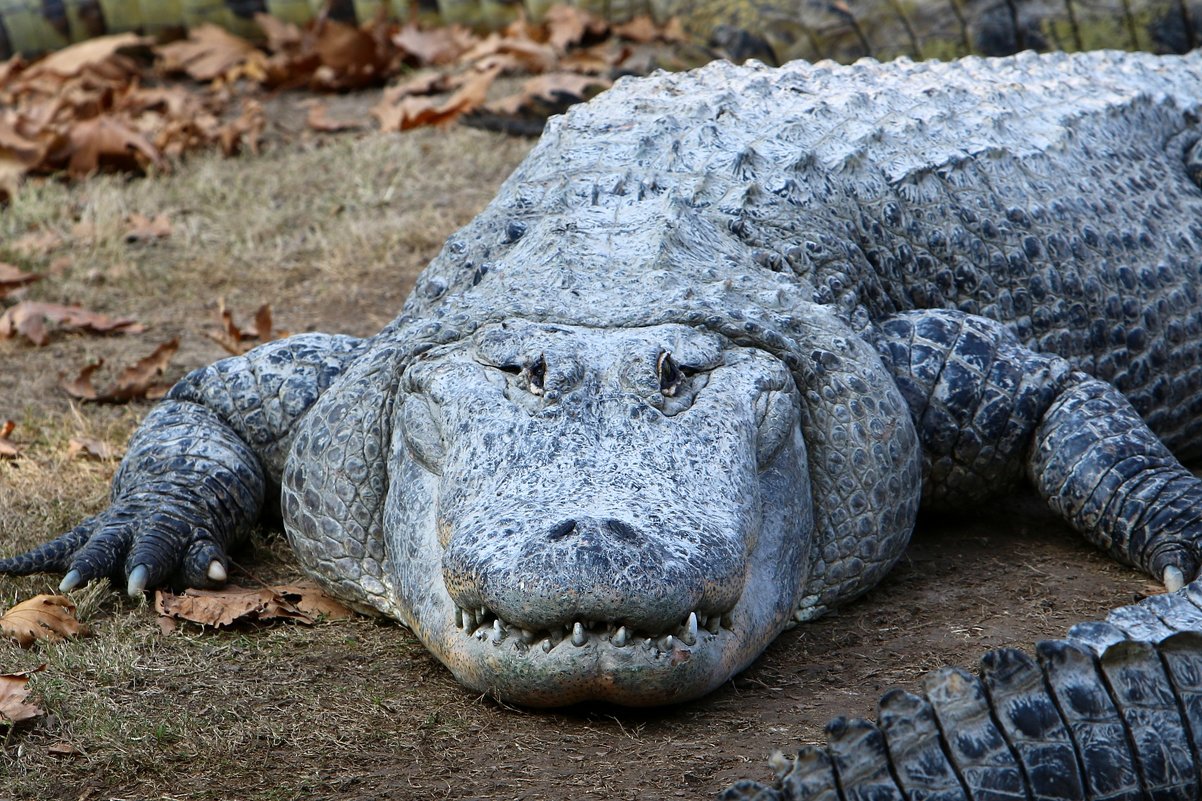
[0,106,1154,800]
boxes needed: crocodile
[7,48,1202,795]
[3,0,1202,65]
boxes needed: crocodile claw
[127,564,150,597]
[207,560,228,583]
[59,569,83,593]
[1164,565,1185,593]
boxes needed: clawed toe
[1164,565,1186,593]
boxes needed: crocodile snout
[442,513,744,635]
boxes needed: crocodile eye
[527,355,546,396]
[658,352,684,397]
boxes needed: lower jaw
[427,615,776,707]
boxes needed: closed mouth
[453,605,734,654]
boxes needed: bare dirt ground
[0,98,1157,801]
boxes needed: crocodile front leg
[0,333,365,595]
[875,309,1202,589]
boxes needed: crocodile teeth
[461,608,476,631]
[572,621,587,647]
[680,612,698,646]
[704,615,721,634]
[542,639,552,653]
[659,634,675,650]
[520,628,537,644]
[493,619,504,636]
[721,613,733,630]
[612,626,628,647]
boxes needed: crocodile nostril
[605,519,640,543]
[548,519,577,541]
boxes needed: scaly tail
[722,583,1202,800]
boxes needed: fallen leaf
[0,666,45,726]
[313,18,384,74]
[0,302,144,346]
[124,212,171,242]
[155,583,353,628]
[514,72,611,104]
[255,13,303,54]
[48,741,81,757]
[30,33,144,77]
[10,230,62,256]
[614,15,671,43]
[276,583,355,620]
[392,23,479,65]
[218,100,265,157]
[66,436,122,461]
[206,300,281,355]
[59,361,105,400]
[60,338,179,403]
[306,103,364,133]
[0,154,25,202]
[64,115,164,177]
[156,24,258,81]
[0,595,87,647]
[0,420,18,459]
[0,263,40,298]
[545,5,606,53]
[459,34,556,73]
[373,64,501,131]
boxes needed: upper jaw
[426,582,781,707]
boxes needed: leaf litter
[0,5,697,195]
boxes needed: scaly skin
[2,0,1202,63]
[8,49,1202,794]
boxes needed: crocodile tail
[722,583,1202,801]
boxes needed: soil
[0,92,1158,801]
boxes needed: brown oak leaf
[0,596,86,647]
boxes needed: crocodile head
[387,319,813,706]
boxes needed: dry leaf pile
[155,583,354,629]
[0,595,87,647]
[0,6,689,196]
